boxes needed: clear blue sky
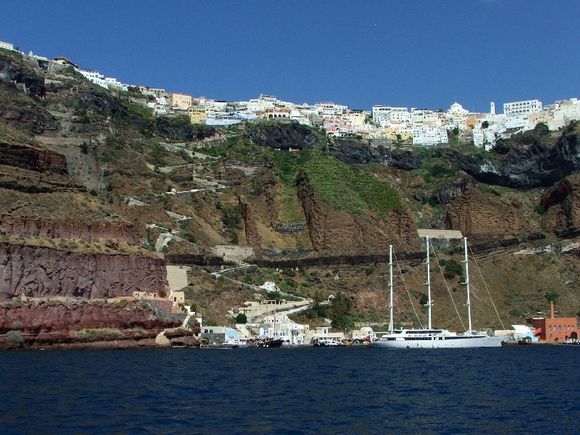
[2,0,578,112]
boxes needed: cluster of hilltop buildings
[2,39,579,148]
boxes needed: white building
[447,102,469,130]
[258,314,309,345]
[413,126,448,146]
[551,98,580,128]
[78,69,109,89]
[104,77,128,91]
[304,326,345,344]
[0,40,15,51]
[473,127,497,150]
[372,105,411,126]
[411,108,440,127]
[503,99,543,129]
[246,94,278,112]
[315,102,348,116]
[504,99,543,118]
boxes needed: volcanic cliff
[0,47,578,339]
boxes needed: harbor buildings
[527,302,578,343]
[258,314,309,345]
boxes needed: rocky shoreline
[0,299,200,350]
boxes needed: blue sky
[2,0,578,112]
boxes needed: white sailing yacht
[375,237,507,349]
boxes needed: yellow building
[383,127,412,141]
[188,107,207,124]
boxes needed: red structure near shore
[527,302,578,343]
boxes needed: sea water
[0,346,578,433]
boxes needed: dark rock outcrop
[385,150,422,170]
[0,85,57,133]
[154,117,216,141]
[0,244,168,300]
[78,89,128,118]
[0,55,46,98]
[431,177,476,205]
[444,126,579,188]
[0,53,57,133]
[329,139,383,164]
[247,122,323,150]
[328,139,422,169]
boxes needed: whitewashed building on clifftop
[0,40,15,51]
[412,125,448,146]
[504,99,543,129]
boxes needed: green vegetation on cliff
[302,151,403,215]
[271,149,403,215]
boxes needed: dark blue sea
[0,346,578,434]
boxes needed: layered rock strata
[0,244,167,300]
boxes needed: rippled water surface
[0,346,578,433]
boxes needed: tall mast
[388,245,394,333]
[425,236,432,329]
[463,237,473,333]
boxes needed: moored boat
[375,237,508,349]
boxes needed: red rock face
[445,190,533,239]
[296,171,419,255]
[0,216,139,244]
[540,176,580,235]
[0,300,180,334]
[0,143,67,174]
[0,244,168,300]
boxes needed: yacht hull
[374,335,507,349]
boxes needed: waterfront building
[258,314,309,345]
[304,326,345,344]
[527,302,578,343]
[201,326,242,345]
